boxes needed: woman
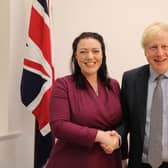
[46,32,127,168]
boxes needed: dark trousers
[141,162,168,168]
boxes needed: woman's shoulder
[109,77,120,87]
[53,75,75,88]
[55,75,73,82]
[108,77,120,94]
[51,75,75,97]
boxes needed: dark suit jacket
[120,64,150,168]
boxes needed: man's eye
[162,45,168,49]
[149,46,157,50]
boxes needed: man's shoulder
[124,64,149,76]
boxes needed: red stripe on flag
[24,58,49,77]
[32,87,52,130]
[29,6,52,65]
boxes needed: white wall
[51,0,168,81]
[0,0,9,134]
[0,0,34,168]
[0,0,168,168]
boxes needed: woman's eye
[92,50,100,54]
[80,51,88,54]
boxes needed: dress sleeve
[49,78,98,147]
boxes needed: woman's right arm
[49,78,98,147]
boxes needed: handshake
[95,130,120,154]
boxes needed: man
[120,22,168,168]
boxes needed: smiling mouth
[84,62,96,66]
[154,59,166,63]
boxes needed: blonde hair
[141,22,168,48]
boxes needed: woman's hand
[95,130,120,154]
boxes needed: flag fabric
[20,0,54,167]
[34,121,53,168]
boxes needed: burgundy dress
[46,75,124,168]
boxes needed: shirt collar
[149,66,168,82]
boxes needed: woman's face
[75,38,103,79]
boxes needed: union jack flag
[21,0,54,136]
[21,1,54,167]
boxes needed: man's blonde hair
[141,22,168,48]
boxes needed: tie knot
[156,75,164,83]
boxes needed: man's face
[144,30,168,74]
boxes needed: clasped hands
[95,130,120,154]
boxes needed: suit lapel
[135,65,149,140]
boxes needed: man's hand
[95,130,120,154]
